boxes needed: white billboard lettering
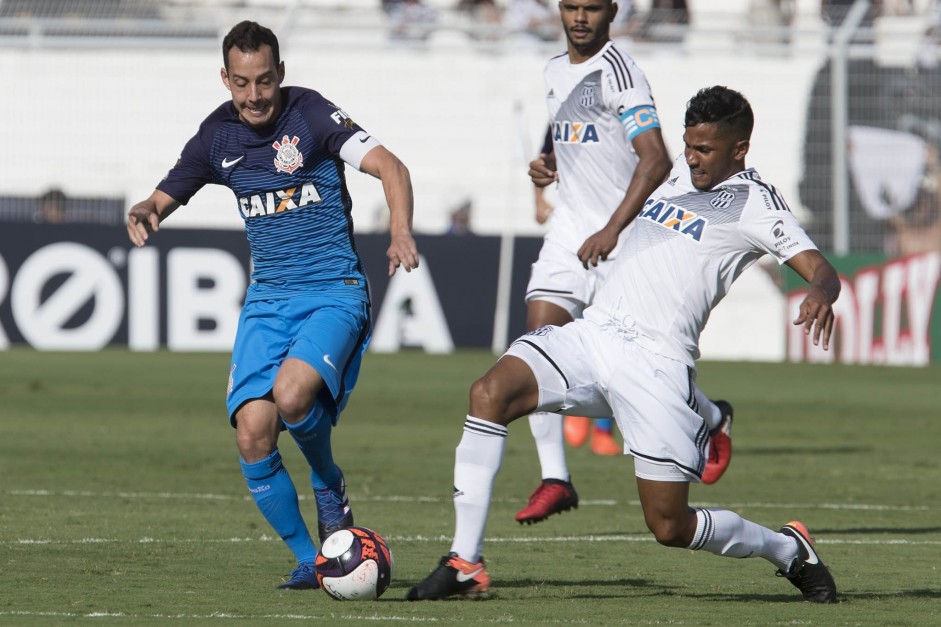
[906,253,940,366]
[167,248,245,351]
[371,254,454,354]
[128,247,160,352]
[11,243,124,350]
[789,252,941,365]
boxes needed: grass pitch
[1,349,940,625]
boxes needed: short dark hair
[41,188,67,206]
[684,86,754,140]
[222,21,280,69]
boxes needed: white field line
[6,534,941,547]
[5,489,935,512]
[0,610,464,623]
[0,611,596,624]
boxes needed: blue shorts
[226,292,371,425]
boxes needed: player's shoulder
[597,41,643,82]
[591,41,653,103]
[544,49,570,73]
[194,100,239,140]
[282,85,330,110]
[732,169,792,213]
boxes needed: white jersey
[585,156,818,366]
[543,40,659,258]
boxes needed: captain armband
[620,105,661,141]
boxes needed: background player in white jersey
[408,85,839,603]
[127,21,419,591]
[517,0,732,526]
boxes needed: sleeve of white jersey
[603,61,655,113]
[602,63,661,142]
[738,184,818,265]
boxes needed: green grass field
[1,349,940,625]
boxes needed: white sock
[450,415,508,563]
[695,388,722,431]
[528,412,568,481]
[689,508,799,572]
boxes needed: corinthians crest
[273,135,304,174]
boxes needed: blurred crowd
[377,0,941,44]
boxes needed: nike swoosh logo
[359,135,371,143]
[456,567,484,583]
[221,156,244,168]
[789,528,819,565]
[323,354,338,373]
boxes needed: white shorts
[524,239,614,319]
[504,320,709,482]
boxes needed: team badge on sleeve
[330,108,355,129]
[273,135,304,174]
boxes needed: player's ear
[277,61,285,84]
[221,67,231,90]
[734,139,750,161]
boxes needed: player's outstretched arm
[360,145,419,276]
[126,190,181,248]
[785,249,841,350]
[578,128,671,268]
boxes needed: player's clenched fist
[528,153,558,188]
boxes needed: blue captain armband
[620,105,661,140]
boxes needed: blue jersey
[158,86,369,301]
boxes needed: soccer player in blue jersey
[126,21,419,590]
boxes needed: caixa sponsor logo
[239,182,322,218]
[0,242,247,351]
[552,121,599,144]
[639,199,707,242]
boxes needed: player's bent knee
[644,517,692,548]
[235,430,277,463]
[468,375,505,419]
[469,379,537,426]
[272,384,317,424]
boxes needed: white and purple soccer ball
[315,526,394,600]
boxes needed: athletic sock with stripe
[689,507,798,571]
[450,415,507,563]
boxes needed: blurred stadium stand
[0,0,939,254]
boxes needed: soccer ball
[315,526,394,600]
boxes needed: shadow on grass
[813,526,941,535]
[836,588,941,601]
[736,446,871,455]
[385,584,941,603]
[694,587,941,604]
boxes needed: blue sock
[240,449,317,564]
[595,418,613,433]
[283,402,341,490]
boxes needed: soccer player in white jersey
[516,0,732,527]
[408,85,840,603]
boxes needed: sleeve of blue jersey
[619,105,661,141]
